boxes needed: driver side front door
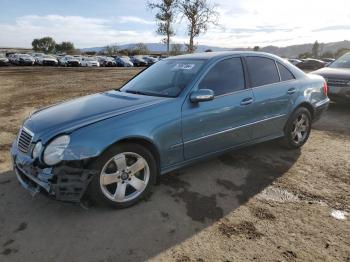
[181,57,254,160]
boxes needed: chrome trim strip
[184,114,286,145]
[315,98,330,108]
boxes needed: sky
[0,0,349,48]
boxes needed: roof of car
[167,51,282,61]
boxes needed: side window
[246,57,280,87]
[277,62,295,81]
[198,57,245,96]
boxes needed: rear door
[182,57,255,159]
[245,56,297,139]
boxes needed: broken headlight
[43,135,70,166]
[32,141,42,159]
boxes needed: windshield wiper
[124,90,173,98]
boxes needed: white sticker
[173,63,195,70]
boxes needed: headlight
[32,141,42,159]
[43,135,70,166]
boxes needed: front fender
[61,99,183,168]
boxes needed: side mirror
[190,89,214,103]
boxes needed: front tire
[88,143,157,208]
[281,107,312,149]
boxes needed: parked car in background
[130,55,148,67]
[81,57,100,67]
[116,56,134,67]
[36,55,58,66]
[311,52,350,102]
[10,54,35,66]
[322,58,335,64]
[288,58,302,65]
[59,55,81,67]
[143,56,158,66]
[296,58,326,70]
[98,56,116,67]
[11,51,329,208]
[0,53,10,66]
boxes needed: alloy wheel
[99,152,150,203]
[291,113,310,144]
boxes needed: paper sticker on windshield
[173,63,195,70]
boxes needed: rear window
[277,62,295,81]
[246,57,280,87]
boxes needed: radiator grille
[17,127,33,153]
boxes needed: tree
[179,0,219,53]
[132,43,149,55]
[55,41,75,54]
[320,51,334,59]
[148,0,178,54]
[31,37,56,53]
[312,40,320,58]
[253,46,260,51]
[170,43,183,55]
[298,52,312,59]
[105,45,119,56]
[335,48,350,58]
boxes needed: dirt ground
[0,67,349,262]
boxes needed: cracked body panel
[11,142,97,202]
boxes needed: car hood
[24,90,169,141]
[311,67,350,79]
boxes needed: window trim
[275,61,296,82]
[244,56,281,89]
[195,56,247,98]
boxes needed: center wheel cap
[121,172,129,180]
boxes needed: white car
[81,57,100,67]
[36,55,58,66]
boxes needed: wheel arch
[102,136,161,176]
[294,101,315,120]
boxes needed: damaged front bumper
[11,142,97,203]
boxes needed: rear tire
[88,143,157,208]
[281,107,312,149]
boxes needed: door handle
[287,88,296,94]
[240,97,253,106]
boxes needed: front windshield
[329,53,350,68]
[121,59,205,97]
[85,57,96,61]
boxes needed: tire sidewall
[88,143,157,208]
[284,107,312,149]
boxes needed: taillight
[323,81,328,96]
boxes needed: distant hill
[80,40,350,58]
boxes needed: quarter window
[246,57,280,87]
[198,58,245,96]
[277,62,295,81]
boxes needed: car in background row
[296,58,327,70]
[143,56,158,66]
[287,58,302,65]
[81,57,100,67]
[130,55,148,67]
[9,54,35,65]
[36,55,58,66]
[58,55,81,67]
[116,56,134,67]
[0,53,10,66]
[312,52,350,102]
[98,56,117,67]
[322,58,335,64]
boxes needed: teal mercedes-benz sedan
[11,51,329,208]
